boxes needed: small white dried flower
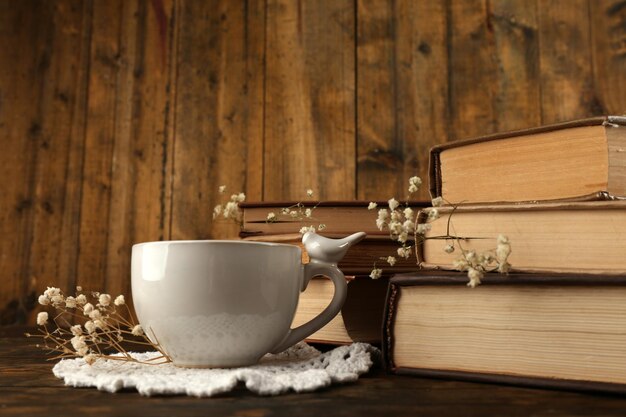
[386,256,397,266]
[467,267,484,288]
[443,244,455,254]
[50,294,64,306]
[266,212,277,221]
[114,295,125,306]
[498,261,511,274]
[431,197,444,207]
[84,354,97,365]
[317,224,326,231]
[416,223,431,234]
[70,324,82,336]
[403,207,414,219]
[299,225,316,234]
[223,201,239,219]
[83,303,94,315]
[131,325,144,336]
[98,294,111,307]
[93,319,105,329]
[36,312,48,326]
[71,335,86,351]
[44,287,61,298]
[377,208,389,220]
[389,221,403,235]
[408,176,422,193]
[369,268,383,280]
[376,218,386,231]
[402,219,415,231]
[38,295,50,306]
[465,250,478,264]
[84,321,96,334]
[89,309,101,320]
[236,192,246,202]
[368,202,377,210]
[390,210,402,221]
[77,346,89,357]
[452,257,468,270]
[306,189,314,197]
[427,209,440,221]
[76,294,87,305]
[397,246,411,259]
[76,286,83,292]
[409,176,422,187]
[388,198,399,211]
[212,204,223,219]
[305,208,312,218]
[289,210,298,218]
[65,296,77,309]
[398,232,409,243]
[218,185,226,194]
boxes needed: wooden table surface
[2,327,626,417]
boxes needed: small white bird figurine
[302,231,367,264]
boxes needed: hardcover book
[384,272,626,394]
[294,275,389,344]
[418,201,626,274]
[239,201,427,237]
[429,116,626,204]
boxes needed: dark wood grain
[2,0,626,325]
[75,0,123,296]
[264,0,356,201]
[590,0,626,114]
[171,0,265,240]
[538,0,597,123]
[490,0,542,131]
[3,332,626,417]
[356,0,447,201]
[448,0,498,140]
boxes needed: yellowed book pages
[393,283,626,385]
[430,116,626,204]
[420,201,626,274]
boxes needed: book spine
[381,281,400,371]
[428,147,442,201]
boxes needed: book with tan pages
[293,275,389,344]
[429,115,626,204]
[384,272,626,394]
[239,201,427,237]
[418,201,626,274]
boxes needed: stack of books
[383,115,626,393]
[239,200,426,344]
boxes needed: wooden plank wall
[1,0,625,325]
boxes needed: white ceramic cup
[131,231,366,368]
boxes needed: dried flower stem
[29,287,171,365]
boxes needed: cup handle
[269,259,347,354]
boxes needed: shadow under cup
[131,240,303,367]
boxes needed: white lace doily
[52,343,379,397]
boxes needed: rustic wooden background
[1,0,625,325]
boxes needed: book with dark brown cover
[240,200,428,237]
[383,271,626,394]
[429,115,626,204]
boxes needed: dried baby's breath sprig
[27,287,170,366]
[212,185,246,226]
[267,188,326,234]
[370,176,512,287]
